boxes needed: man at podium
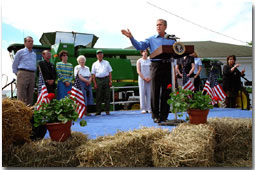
[121,19,176,123]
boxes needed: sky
[1,0,253,89]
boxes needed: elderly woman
[223,55,245,108]
[74,55,94,111]
[56,50,73,100]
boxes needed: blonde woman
[74,55,94,110]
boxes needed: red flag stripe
[36,85,50,110]
[71,93,85,105]
[36,86,48,105]
[70,87,85,104]
[216,85,226,98]
[213,88,222,101]
[214,85,226,101]
[183,80,195,91]
[77,104,85,118]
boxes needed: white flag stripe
[71,87,85,105]
[183,80,194,91]
[70,74,86,119]
[213,88,222,101]
[215,85,225,100]
[71,93,85,106]
[36,84,50,110]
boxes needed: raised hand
[121,29,133,38]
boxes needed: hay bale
[208,117,252,166]
[2,131,88,167]
[214,158,252,167]
[152,123,215,167]
[2,98,33,152]
[76,127,170,167]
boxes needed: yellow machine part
[130,104,140,110]
[236,90,249,110]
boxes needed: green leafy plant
[34,96,80,127]
[167,85,213,118]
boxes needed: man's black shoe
[160,119,169,123]
[95,112,101,116]
[153,118,161,123]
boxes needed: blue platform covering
[44,108,252,140]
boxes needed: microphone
[164,34,180,40]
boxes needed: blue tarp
[44,108,252,140]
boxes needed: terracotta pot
[187,109,209,125]
[46,121,71,142]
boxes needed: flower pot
[187,109,209,125]
[46,121,72,142]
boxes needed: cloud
[1,49,16,89]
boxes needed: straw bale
[2,98,33,152]
[207,117,252,166]
[2,131,88,167]
[152,123,216,167]
[214,158,252,167]
[76,127,170,167]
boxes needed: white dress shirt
[91,60,112,78]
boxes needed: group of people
[122,18,245,123]
[122,19,205,123]
[12,37,113,116]
[12,19,245,124]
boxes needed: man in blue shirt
[12,36,37,105]
[122,19,175,123]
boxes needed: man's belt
[150,59,171,63]
[96,76,109,79]
[18,68,35,73]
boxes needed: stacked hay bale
[76,127,170,167]
[152,123,216,167]
[2,98,33,153]
[208,117,252,167]
[3,132,88,167]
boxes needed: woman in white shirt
[136,49,151,114]
[74,55,94,111]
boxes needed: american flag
[36,69,50,110]
[182,68,195,91]
[203,71,226,104]
[70,74,86,119]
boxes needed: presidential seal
[173,42,185,55]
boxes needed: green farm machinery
[7,31,141,111]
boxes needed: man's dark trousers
[95,77,110,114]
[150,61,172,121]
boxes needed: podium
[150,45,194,59]
[149,44,194,89]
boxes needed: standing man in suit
[121,19,176,123]
[38,50,56,93]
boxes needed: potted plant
[33,93,86,142]
[167,85,214,124]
